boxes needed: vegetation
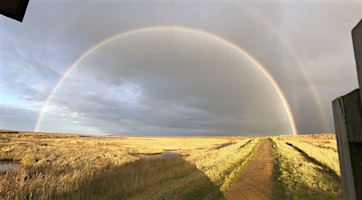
[0,132,342,199]
[283,140,340,177]
[0,132,257,199]
[271,136,342,200]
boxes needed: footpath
[223,139,274,200]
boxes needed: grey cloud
[47,31,291,135]
[0,105,38,131]
[1,0,361,135]
[0,42,61,102]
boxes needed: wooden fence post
[333,19,362,200]
[353,20,362,108]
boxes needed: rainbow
[244,7,328,132]
[34,26,298,135]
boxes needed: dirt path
[223,139,274,200]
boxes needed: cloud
[0,34,63,104]
[1,0,361,135]
[0,105,38,131]
[42,31,291,135]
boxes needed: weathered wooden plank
[333,19,362,200]
[333,96,356,200]
[342,90,362,143]
[350,142,362,199]
[333,89,362,200]
[352,19,362,107]
[0,0,29,22]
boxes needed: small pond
[0,161,21,170]
[216,142,236,149]
[83,136,127,140]
[139,152,180,161]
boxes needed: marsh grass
[271,138,342,200]
[283,140,340,176]
[184,139,260,190]
[61,156,216,200]
[1,132,341,199]
[0,132,256,199]
[20,154,37,167]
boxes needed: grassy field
[0,131,342,199]
[271,134,342,200]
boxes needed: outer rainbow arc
[244,7,328,132]
[34,26,298,135]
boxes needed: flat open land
[0,131,342,199]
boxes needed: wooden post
[0,0,29,22]
[333,19,362,200]
[353,20,362,108]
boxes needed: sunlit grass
[186,139,260,191]
[0,132,257,199]
[1,132,342,199]
[283,140,340,177]
[271,137,342,200]
[276,134,340,176]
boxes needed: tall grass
[2,132,342,199]
[0,132,257,199]
[271,138,342,200]
[120,139,260,200]
[62,157,216,200]
[283,140,340,176]
[186,139,260,191]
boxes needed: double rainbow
[34,26,298,135]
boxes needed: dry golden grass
[0,132,257,199]
[276,134,338,152]
[185,139,260,191]
[276,134,340,176]
[271,137,342,200]
[0,132,136,199]
[0,132,342,199]
[283,140,340,176]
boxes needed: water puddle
[83,136,127,140]
[139,152,180,161]
[216,142,236,149]
[0,161,21,170]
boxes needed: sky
[0,0,361,136]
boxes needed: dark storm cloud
[46,31,290,135]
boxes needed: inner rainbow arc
[34,26,298,135]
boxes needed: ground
[223,139,274,200]
[0,132,341,199]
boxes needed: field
[0,131,342,199]
[271,135,342,200]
